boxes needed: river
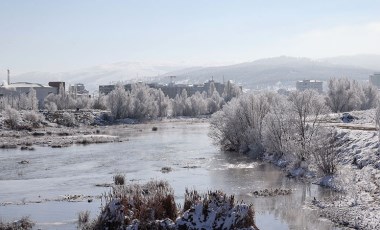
[0,121,339,229]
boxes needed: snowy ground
[313,109,380,229]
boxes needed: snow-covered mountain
[7,55,379,93]
[161,56,376,90]
[7,62,191,92]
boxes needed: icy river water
[0,121,340,229]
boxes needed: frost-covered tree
[75,96,92,109]
[359,83,378,110]
[288,90,330,161]
[172,89,188,116]
[130,83,158,119]
[92,94,108,110]
[223,80,241,102]
[263,95,294,159]
[210,92,272,155]
[44,87,77,110]
[326,78,362,112]
[28,88,38,110]
[207,91,224,114]
[208,81,216,97]
[107,83,130,119]
[153,89,169,117]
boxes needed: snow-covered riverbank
[312,109,380,229]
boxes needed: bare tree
[288,90,330,161]
[312,128,340,175]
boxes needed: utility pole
[7,69,10,85]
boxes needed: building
[0,82,58,107]
[69,83,89,97]
[369,72,380,89]
[99,79,229,99]
[48,82,65,94]
[296,80,323,93]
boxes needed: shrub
[45,101,58,112]
[113,174,125,185]
[60,112,76,127]
[312,128,340,175]
[0,216,34,230]
[83,179,258,230]
[78,210,90,227]
[23,111,44,127]
[3,106,21,129]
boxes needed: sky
[1,0,380,74]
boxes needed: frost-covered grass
[80,180,257,230]
[0,217,34,230]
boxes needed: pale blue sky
[1,0,380,74]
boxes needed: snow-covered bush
[0,216,34,230]
[82,180,257,230]
[177,189,256,229]
[45,101,58,112]
[3,106,21,129]
[60,112,77,127]
[23,110,44,128]
[89,180,177,229]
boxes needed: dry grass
[0,217,34,230]
[77,210,90,227]
[113,173,125,185]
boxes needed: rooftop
[1,82,53,88]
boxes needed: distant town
[1,69,380,109]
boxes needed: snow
[312,109,380,228]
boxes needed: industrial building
[0,82,58,107]
[0,69,61,108]
[296,80,323,93]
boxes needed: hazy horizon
[1,0,380,75]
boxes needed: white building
[296,80,323,93]
[369,72,380,89]
[0,82,58,107]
